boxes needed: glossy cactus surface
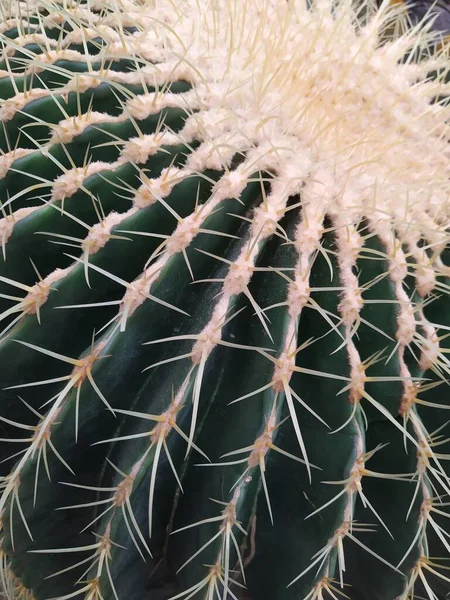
[0,1,449,599]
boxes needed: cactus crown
[0,1,449,599]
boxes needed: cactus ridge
[0,1,449,599]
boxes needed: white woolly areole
[0,90,49,122]
[0,207,39,249]
[61,26,122,47]
[0,149,33,180]
[165,214,201,255]
[121,132,180,164]
[64,74,104,94]
[24,266,74,316]
[82,209,138,255]
[51,162,117,202]
[50,112,121,145]
[24,49,87,74]
[126,91,197,121]
[133,168,185,208]
[13,33,58,48]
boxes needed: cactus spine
[0,0,449,599]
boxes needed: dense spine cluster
[0,0,449,599]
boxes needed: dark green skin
[0,9,449,600]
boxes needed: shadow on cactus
[0,0,449,599]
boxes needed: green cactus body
[0,0,449,599]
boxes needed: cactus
[0,0,449,598]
